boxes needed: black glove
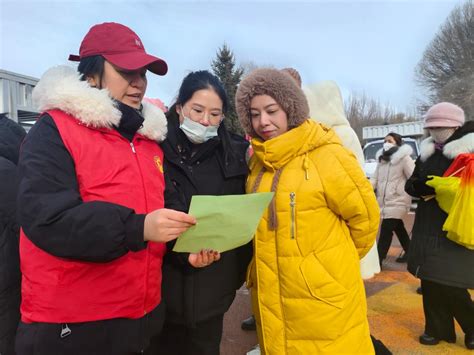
[413,176,435,196]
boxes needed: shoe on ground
[416,287,422,295]
[241,315,256,331]
[466,333,474,350]
[246,344,260,355]
[395,251,408,263]
[419,333,439,345]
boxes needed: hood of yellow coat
[251,119,341,171]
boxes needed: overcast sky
[0,0,462,112]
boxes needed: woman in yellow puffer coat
[235,68,380,354]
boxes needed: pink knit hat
[424,102,465,128]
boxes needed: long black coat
[405,122,474,289]
[0,115,25,355]
[161,108,252,327]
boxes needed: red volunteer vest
[20,110,166,323]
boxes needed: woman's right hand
[144,208,196,243]
[188,249,221,268]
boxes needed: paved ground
[220,213,473,354]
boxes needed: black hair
[386,132,403,146]
[176,70,228,114]
[77,55,105,88]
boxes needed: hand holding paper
[144,208,196,243]
[173,193,274,253]
[188,249,221,268]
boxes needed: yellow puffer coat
[247,119,380,354]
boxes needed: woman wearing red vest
[15,22,219,355]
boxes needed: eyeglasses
[182,105,224,124]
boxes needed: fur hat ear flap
[235,68,309,138]
[281,67,302,87]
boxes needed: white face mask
[179,116,219,144]
[383,142,395,151]
[429,128,456,144]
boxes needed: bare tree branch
[345,93,418,141]
[416,1,474,119]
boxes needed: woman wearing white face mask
[158,71,252,355]
[405,102,474,349]
[371,132,415,267]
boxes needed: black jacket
[0,114,26,355]
[161,107,252,327]
[405,122,474,289]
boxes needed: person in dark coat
[157,71,252,355]
[0,114,26,355]
[405,102,474,350]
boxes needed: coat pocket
[299,252,349,309]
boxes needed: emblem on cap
[135,38,142,48]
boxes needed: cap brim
[68,54,81,61]
[103,52,168,76]
[424,118,462,128]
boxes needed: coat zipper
[290,192,296,239]
[381,164,391,219]
[130,140,150,316]
[60,323,71,338]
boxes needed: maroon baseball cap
[69,22,168,75]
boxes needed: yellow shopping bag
[426,176,460,213]
[442,162,474,250]
[426,154,474,250]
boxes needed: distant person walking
[371,132,415,266]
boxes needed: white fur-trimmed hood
[376,144,413,164]
[419,133,474,162]
[32,65,167,142]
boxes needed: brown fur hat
[235,68,310,138]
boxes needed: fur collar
[32,65,167,141]
[419,137,436,162]
[444,133,474,159]
[376,144,413,165]
[419,133,474,162]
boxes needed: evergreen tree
[211,44,245,135]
